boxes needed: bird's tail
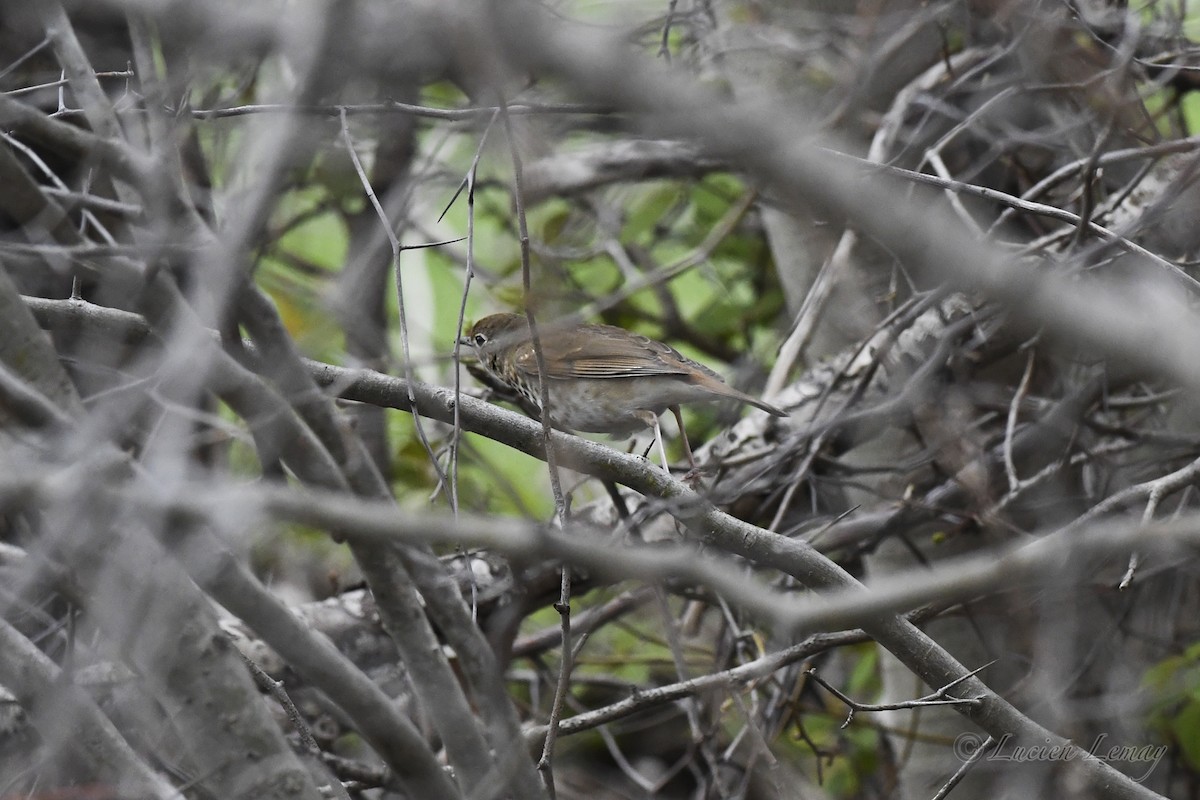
[746,395,788,417]
[704,379,788,417]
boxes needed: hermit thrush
[459,313,787,469]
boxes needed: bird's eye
[473,333,487,346]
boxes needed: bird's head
[458,313,530,359]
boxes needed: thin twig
[932,734,995,800]
[1004,349,1037,492]
[496,96,569,523]
[187,100,610,120]
[450,112,499,515]
[805,664,988,728]
[337,107,452,505]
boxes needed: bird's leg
[670,405,696,470]
[650,415,671,473]
[633,410,671,473]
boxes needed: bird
[458,312,787,471]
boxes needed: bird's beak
[456,335,472,347]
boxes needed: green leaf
[847,646,880,697]
[1173,703,1200,769]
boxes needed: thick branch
[0,617,176,800]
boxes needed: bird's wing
[512,325,698,380]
